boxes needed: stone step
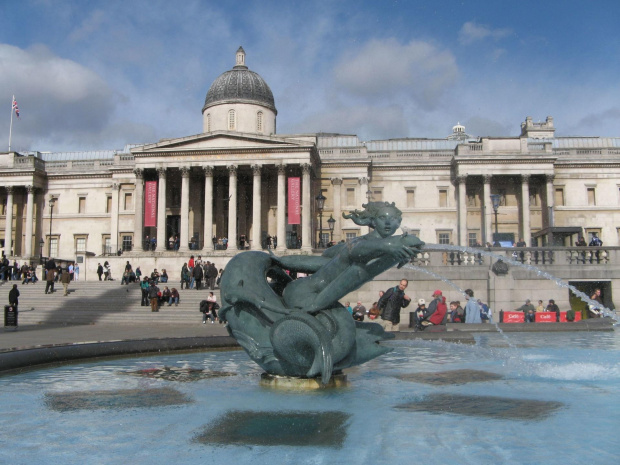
[2,281,222,326]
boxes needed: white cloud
[332,38,459,110]
[459,21,512,45]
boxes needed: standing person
[589,288,603,318]
[147,280,160,312]
[547,299,560,322]
[180,263,190,290]
[207,262,218,290]
[103,261,111,281]
[45,266,56,294]
[188,255,195,289]
[97,263,104,281]
[68,262,74,281]
[140,277,150,306]
[464,289,482,323]
[192,262,203,290]
[212,235,218,250]
[60,267,71,296]
[378,279,412,332]
[8,284,19,311]
[74,263,80,281]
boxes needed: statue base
[260,373,348,390]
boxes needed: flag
[12,97,20,118]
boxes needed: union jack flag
[12,97,19,118]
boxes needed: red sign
[288,177,300,225]
[144,181,158,227]
[535,312,556,323]
[503,311,525,323]
[559,311,582,322]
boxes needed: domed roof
[202,47,277,114]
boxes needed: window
[498,189,507,207]
[49,237,58,257]
[122,235,133,252]
[206,113,211,132]
[346,188,355,206]
[320,232,330,246]
[529,187,538,206]
[228,110,236,130]
[438,232,451,245]
[587,187,596,206]
[75,237,86,253]
[406,189,415,208]
[439,189,448,208]
[102,235,111,255]
[106,196,112,214]
[257,111,263,132]
[468,232,479,248]
[372,189,383,202]
[0,198,5,215]
[124,192,133,210]
[554,188,564,206]
[345,232,357,241]
[78,197,86,214]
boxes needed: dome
[202,47,277,114]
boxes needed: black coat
[8,287,19,305]
[378,286,411,324]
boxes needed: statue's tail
[269,313,333,386]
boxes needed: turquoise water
[0,332,619,465]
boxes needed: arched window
[257,111,263,132]
[206,113,211,132]
[228,110,236,130]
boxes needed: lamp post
[315,192,326,248]
[39,238,44,264]
[327,215,335,244]
[490,194,501,244]
[366,189,372,203]
[48,197,56,258]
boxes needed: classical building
[2,47,620,300]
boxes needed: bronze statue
[220,202,424,385]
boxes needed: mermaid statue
[219,201,425,385]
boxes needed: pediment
[132,131,310,154]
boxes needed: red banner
[288,177,300,225]
[503,311,525,323]
[144,181,158,227]
[535,312,556,323]
[559,311,582,322]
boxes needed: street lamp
[48,197,56,257]
[315,192,326,248]
[366,189,372,203]
[490,194,501,244]
[327,215,336,244]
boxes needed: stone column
[301,164,312,252]
[202,166,214,251]
[179,167,190,252]
[252,165,262,250]
[4,186,14,257]
[133,168,144,251]
[483,175,492,245]
[156,168,167,252]
[545,174,555,228]
[276,164,287,249]
[228,165,238,251]
[110,182,120,253]
[331,178,342,242]
[359,177,369,234]
[456,175,467,247]
[24,185,35,258]
[521,174,531,245]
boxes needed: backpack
[566,309,576,322]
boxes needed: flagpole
[8,95,14,152]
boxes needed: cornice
[134,145,314,158]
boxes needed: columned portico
[331,178,342,243]
[276,164,286,248]
[252,165,262,250]
[24,185,35,258]
[4,186,14,256]
[302,164,312,252]
[521,175,531,245]
[180,167,190,252]
[110,183,120,253]
[227,165,238,251]
[456,175,467,247]
[483,175,492,244]
[545,174,555,227]
[202,166,214,251]
[133,169,144,250]
[156,168,167,252]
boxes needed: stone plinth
[260,373,348,390]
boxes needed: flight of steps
[3,280,221,326]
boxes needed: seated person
[151,269,160,284]
[160,269,168,283]
[516,299,536,322]
[546,299,560,322]
[421,296,448,328]
[448,301,464,323]
[352,301,366,321]
[121,271,131,285]
[168,287,180,306]
[413,299,428,328]
[368,302,381,320]
[160,286,171,304]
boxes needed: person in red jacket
[428,295,447,325]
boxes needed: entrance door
[166,215,180,250]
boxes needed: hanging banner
[144,181,158,227]
[288,177,300,225]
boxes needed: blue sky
[1,0,619,152]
